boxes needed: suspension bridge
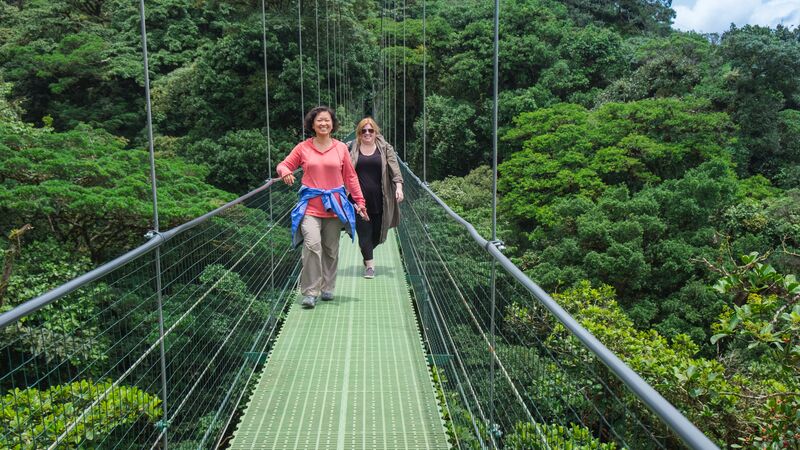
[0,0,721,449]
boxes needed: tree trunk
[0,224,33,305]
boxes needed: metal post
[138,0,168,447]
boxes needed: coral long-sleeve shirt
[277,138,365,218]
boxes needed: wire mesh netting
[397,163,697,450]
[1,179,302,449]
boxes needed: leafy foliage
[0,117,232,260]
[506,282,740,445]
[499,98,736,227]
[0,239,110,369]
[505,421,616,449]
[708,252,800,449]
[0,380,162,449]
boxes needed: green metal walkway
[228,230,450,449]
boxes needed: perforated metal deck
[228,230,450,449]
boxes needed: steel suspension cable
[490,0,501,435]
[402,0,406,160]
[332,5,339,109]
[297,0,305,136]
[422,0,427,183]
[137,1,169,448]
[393,0,398,150]
[381,0,385,125]
[315,0,321,105]
[260,0,274,299]
[325,0,331,104]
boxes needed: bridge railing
[0,177,301,449]
[396,162,719,450]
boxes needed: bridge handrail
[402,161,719,450]
[0,176,284,330]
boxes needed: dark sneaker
[364,267,375,279]
[321,291,334,301]
[301,295,317,308]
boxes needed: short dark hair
[304,106,339,135]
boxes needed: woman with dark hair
[277,106,368,309]
[348,117,403,279]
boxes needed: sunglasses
[360,128,375,135]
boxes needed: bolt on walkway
[228,230,450,449]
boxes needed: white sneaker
[301,295,317,308]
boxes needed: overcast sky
[671,0,800,33]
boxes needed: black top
[356,149,383,216]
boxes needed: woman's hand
[356,204,370,221]
[281,173,295,186]
[395,183,404,203]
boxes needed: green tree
[408,94,479,180]
[499,98,736,228]
[0,118,232,260]
[561,0,675,35]
[599,32,716,103]
[720,25,800,179]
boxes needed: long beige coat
[348,135,403,245]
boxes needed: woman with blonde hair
[348,117,404,278]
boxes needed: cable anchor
[488,239,505,252]
[144,230,161,240]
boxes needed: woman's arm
[384,143,404,202]
[276,143,303,185]
[341,146,366,209]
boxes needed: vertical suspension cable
[422,0,427,183]
[297,0,305,136]
[325,0,331,104]
[337,2,345,122]
[402,0,406,160]
[378,0,384,125]
[381,0,390,128]
[386,0,391,139]
[137,1,168,448]
[260,0,274,296]
[332,4,338,109]
[489,8,500,221]
[315,0,321,106]
[336,3,341,109]
[490,0,501,438]
[386,0,390,134]
[393,0,397,147]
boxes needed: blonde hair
[355,117,381,144]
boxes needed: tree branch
[0,224,33,305]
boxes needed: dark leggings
[356,213,383,261]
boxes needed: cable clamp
[144,230,161,240]
[155,419,170,431]
[488,239,506,252]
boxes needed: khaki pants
[300,215,343,297]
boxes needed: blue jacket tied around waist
[291,185,357,247]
